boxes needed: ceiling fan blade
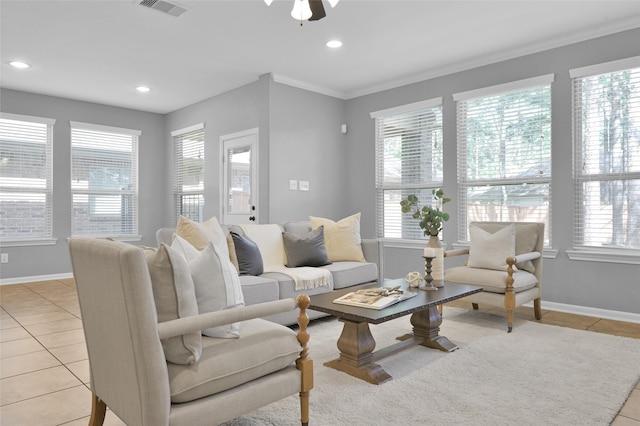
[308,0,326,21]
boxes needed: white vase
[427,235,444,287]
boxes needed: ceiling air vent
[138,0,187,17]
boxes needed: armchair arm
[443,248,470,258]
[158,296,308,340]
[508,251,541,265]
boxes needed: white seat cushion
[167,318,300,403]
[445,266,538,294]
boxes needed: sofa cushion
[143,244,202,365]
[321,261,378,290]
[309,213,366,262]
[467,223,516,271]
[172,237,245,338]
[283,225,331,267]
[238,275,280,306]
[231,231,264,276]
[167,318,300,403]
[445,266,538,294]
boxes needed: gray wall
[344,28,640,315]
[0,89,165,279]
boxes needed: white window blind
[171,123,205,223]
[70,122,140,238]
[0,113,55,241]
[455,75,553,244]
[571,58,640,250]
[372,98,443,239]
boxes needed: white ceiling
[1,0,639,114]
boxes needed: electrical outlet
[1,253,8,263]
[289,180,298,190]
[299,180,309,191]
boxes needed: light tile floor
[0,279,639,425]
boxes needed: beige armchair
[68,238,312,426]
[444,222,544,332]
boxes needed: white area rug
[223,308,640,426]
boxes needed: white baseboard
[525,300,640,324]
[0,273,74,286]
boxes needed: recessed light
[326,40,342,48]
[9,61,30,69]
[136,86,151,93]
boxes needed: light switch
[289,180,298,190]
[299,180,309,191]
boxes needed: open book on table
[332,285,417,310]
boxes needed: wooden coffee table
[309,281,481,384]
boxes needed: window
[172,123,205,223]
[372,98,443,240]
[0,113,55,242]
[571,57,640,251]
[454,75,553,245]
[71,122,140,238]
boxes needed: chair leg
[471,303,479,310]
[534,298,542,320]
[89,393,107,426]
[506,309,514,333]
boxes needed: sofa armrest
[361,238,384,283]
[157,296,309,339]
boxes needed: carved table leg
[324,319,392,385]
[398,306,458,352]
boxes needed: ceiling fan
[264,0,340,24]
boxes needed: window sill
[0,238,58,247]
[566,249,640,265]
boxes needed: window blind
[571,60,640,250]
[0,113,55,241]
[455,76,553,244]
[172,123,205,223]
[70,122,140,238]
[373,99,443,239]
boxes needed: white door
[221,128,258,225]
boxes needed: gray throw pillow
[230,231,264,276]
[283,225,332,268]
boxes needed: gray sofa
[156,221,383,325]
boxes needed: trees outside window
[572,59,640,250]
[372,98,443,240]
[454,75,553,245]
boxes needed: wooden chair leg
[506,310,514,333]
[295,295,313,426]
[471,303,479,310]
[89,393,107,426]
[534,298,542,320]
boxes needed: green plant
[400,189,451,237]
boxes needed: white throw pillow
[143,244,202,365]
[467,224,516,271]
[172,237,245,338]
[309,213,366,262]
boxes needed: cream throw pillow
[175,216,229,257]
[467,224,516,271]
[171,235,245,338]
[309,213,366,262]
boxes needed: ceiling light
[326,40,342,48]
[136,86,151,93]
[291,0,312,22]
[9,61,30,69]
[265,0,339,24]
